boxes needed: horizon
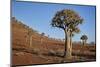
[12,0,96,43]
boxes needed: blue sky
[12,0,96,43]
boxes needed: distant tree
[80,35,88,46]
[40,32,45,44]
[51,9,83,58]
[12,17,16,20]
[12,17,17,22]
[41,32,45,36]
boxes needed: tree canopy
[80,35,88,40]
[51,9,83,34]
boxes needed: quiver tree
[80,35,88,46]
[40,32,45,44]
[51,9,83,58]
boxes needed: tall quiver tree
[80,35,88,46]
[51,9,83,58]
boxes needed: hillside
[12,17,96,66]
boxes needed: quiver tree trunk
[64,30,72,58]
[83,40,86,46]
[70,33,72,58]
[83,40,85,46]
